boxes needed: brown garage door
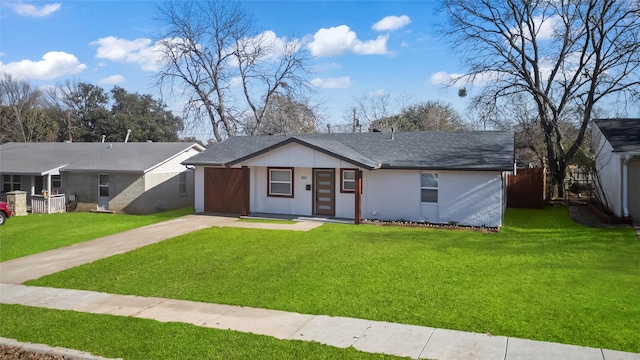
[204,168,248,214]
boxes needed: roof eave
[226,137,377,170]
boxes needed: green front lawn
[0,304,398,359]
[0,207,193,261]
[27,207,640,352]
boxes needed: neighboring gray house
[0,142,204,214]
[183,131,515,227]
[592,119,640,222]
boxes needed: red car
[0,201,12,225]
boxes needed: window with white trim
[52,175,62,189]
[341,169,356,192]
[420,173,438,203]
[268,167,293,197]
[3,175,21,192]
[179,172,187,194]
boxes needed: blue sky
[1,0,470,137]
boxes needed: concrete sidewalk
[0,214,322,284]
[1,283,637,360]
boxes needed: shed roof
[184,131,515,171]
[0,142,203,176]
[594,118,640,153]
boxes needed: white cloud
[99,74,125,85]
[0,51,86,80]
[308,25,388,57]
[310,76,351,88]
[372,15,411,31]
[90,36,161,72]
[510,14,562,44]
[7,2,61,17]
[429,70,497,87]
[429,71,463,86]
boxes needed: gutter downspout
[622,154,631,218]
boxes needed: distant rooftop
[594,118,640,153]
[0,142,202,175]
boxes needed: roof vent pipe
[124,129,131,143]
[101,135,106,143]
[391,126,394,140]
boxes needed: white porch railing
[31,194,66,214]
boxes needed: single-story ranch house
[592,118,640,222]
[183,131,515,227]
[0,142,203,214]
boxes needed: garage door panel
[204,168,246,214]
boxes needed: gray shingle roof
[0,142,202,175]
[594,118,640,153]
[184,131,515,171]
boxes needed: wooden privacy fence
[507,167,544,209]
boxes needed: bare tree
[0,74,58,143]
[155,0,312,142]
[441,0,640,196]
[252,94,322,135]
[370,100,467,132]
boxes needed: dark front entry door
[314,169,335,216]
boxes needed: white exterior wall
[191,143,506,226]
[240,143,359,218]
[361,170,504,227]
[147,147,201,175]
[438,171,503,227]
[194,166,205,213]
[629,159,640,222]
[362,170,421,222]
[593,126,623,217]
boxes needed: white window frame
[268,167,294,197]
[420,173,438,204]
[178,172,187,195]
[340,169,357,193]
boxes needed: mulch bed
[362,219,499,233]
[0,346,67,360]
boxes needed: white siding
[191,142,507,226]
[593,126,623,217]
[251,166,313,216]
[194,166,205,212]
[362,170,421,222]
[240,143,355,169]
[360,170,504,227]
[147,147,201,175]
[438,171,503,227]
[628,159,640,222]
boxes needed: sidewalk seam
[417,327,436,359]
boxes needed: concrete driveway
[0,214,322,284]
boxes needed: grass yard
[0,207,193,261]
[27,207,640,352]
[0,304,398,360]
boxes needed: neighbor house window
[179,172,187,194]
[3,175,21,192]
[268,167,294,197]
[52,175,62,189]
[340,169,356,193]
[421,173,438,203]
[99,174,109,197]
